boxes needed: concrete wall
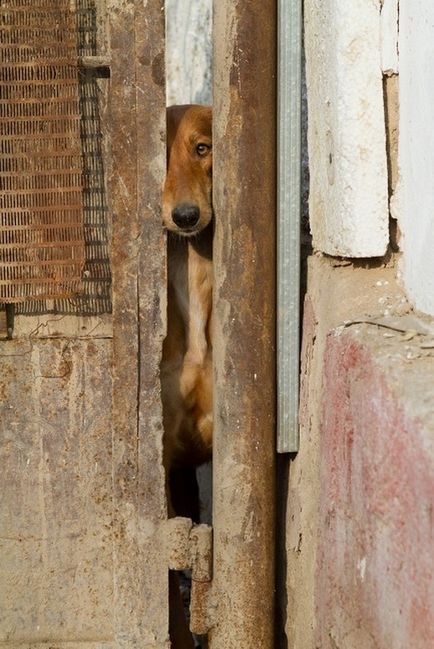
[392,1,434,315]
[287,255,434,649]
[318,314,434,649]
[289,1,434,647]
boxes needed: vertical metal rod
[211,1,276,646]
[277,0,302,453]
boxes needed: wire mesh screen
[0,0,111,316]
[0,0,85,303]
[51,0,112,316]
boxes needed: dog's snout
[172,203,200,229]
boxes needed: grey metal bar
[277,0,302,453]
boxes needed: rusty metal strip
[0,0,85,303]
[211,0,277,646]
[109,0,167,645]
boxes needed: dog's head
[163,105,212,236]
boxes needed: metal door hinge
[164,517,213,635]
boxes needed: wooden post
[211,1,277,646]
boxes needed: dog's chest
[168,238,212,369]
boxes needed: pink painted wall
[316,331,434,649]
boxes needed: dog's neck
[167,220,213,260]
[190,221,213,260]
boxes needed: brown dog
[161,105,213,649]
[162,104,213,490]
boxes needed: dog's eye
[196,143,210,157]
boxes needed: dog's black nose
[172,203,200,229]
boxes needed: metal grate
[0,0,85,303]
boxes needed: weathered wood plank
[0,339,114,642]
[109,0,167,645]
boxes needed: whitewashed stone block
[305,0,389,257]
